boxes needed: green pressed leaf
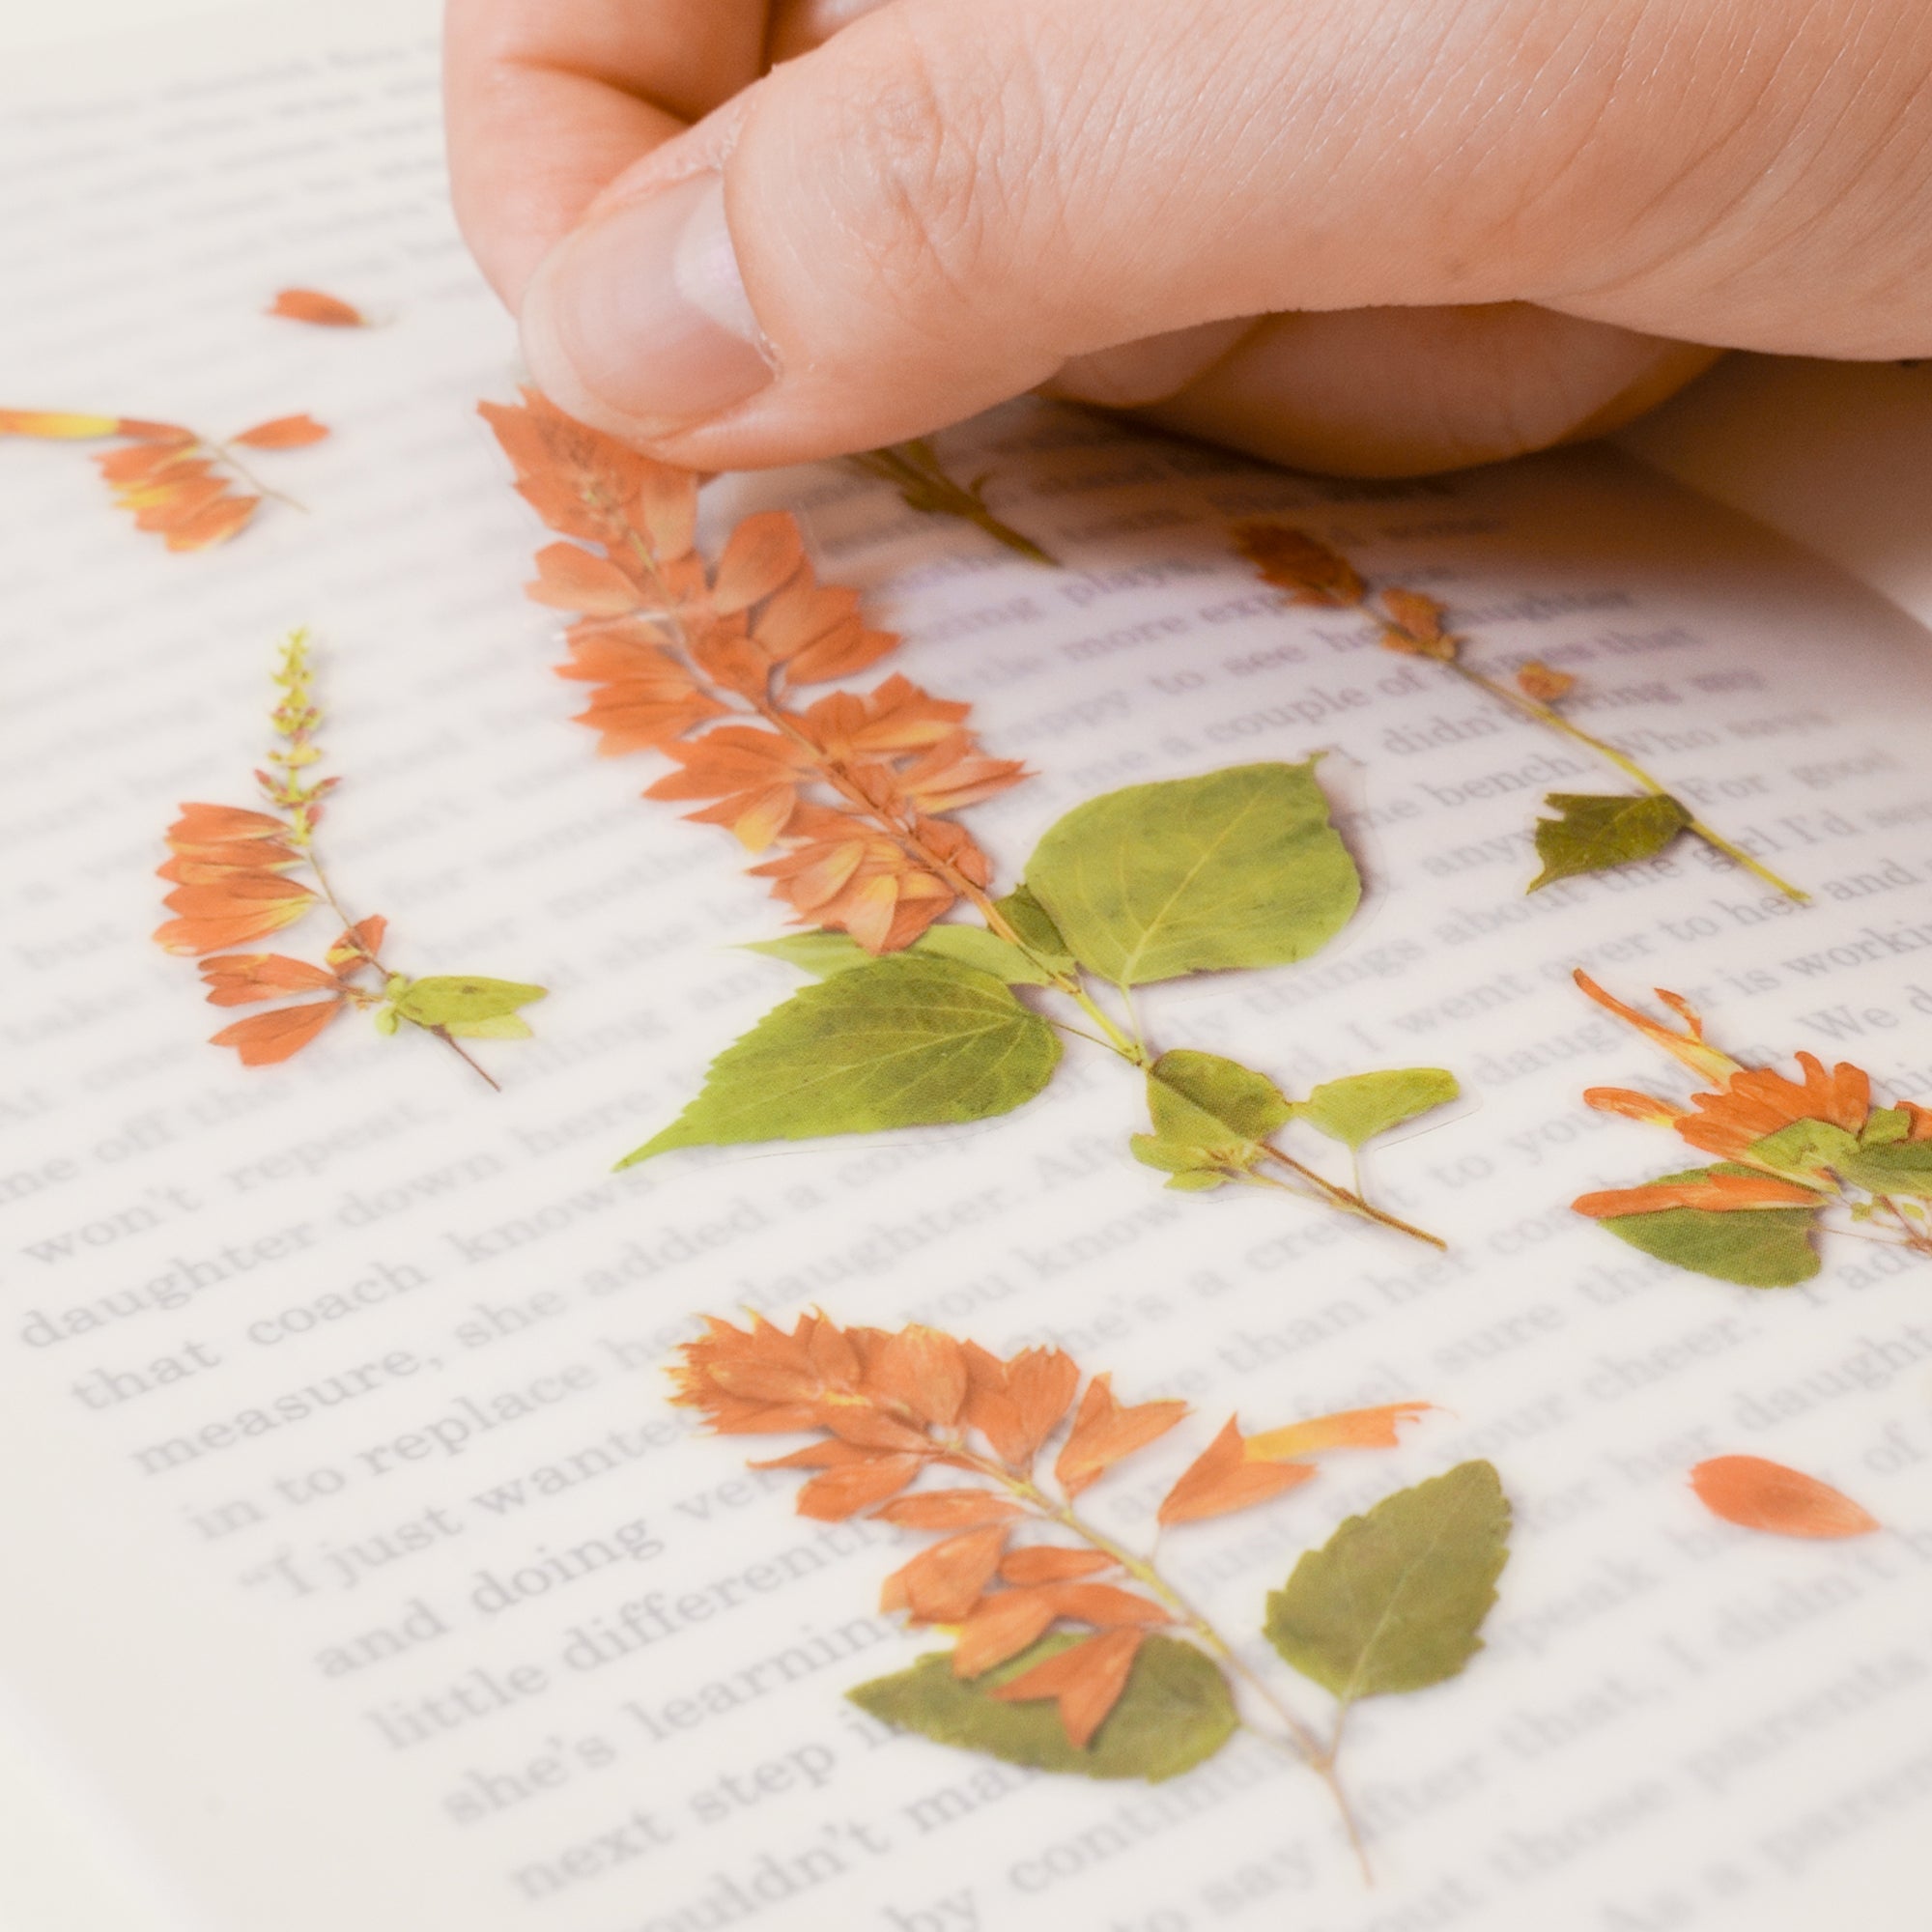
[847,1634,1236,1782]
[372,1006,400,1037]
[1839,1137,1932,1199]
[1265,1462,1510,1707]
[393,976,548,1025]
[1747,1119,1862,1173]
[1862,1108,1914,1148]
[1022,761,1360,985]
[1151,1049,1293,1145]
[1293,1068,1461,1150]
[916,925,1058,986]
[742,932,876,979]
[994,885,1076,975]
[441,1013,534,1040]
[1597,1164,1823,1287]
[1528,792,1691,892]
[745,925,1056,986]
[619,955,1061,1167]
[1130,1049,1293,1190]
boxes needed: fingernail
[521,173,774,433]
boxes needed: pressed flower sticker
[485,390,1462,1243]
[673,1310,1508,1881]
[1234,523,1806,901]
[1570,973,1932,1284]
[0,408,327,549]
[156,630,545,1083]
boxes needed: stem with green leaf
[949,1441,1373,1875]
[1444,657,1806,902]
[849,440,1056,566]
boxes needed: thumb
[513,0,1854,468]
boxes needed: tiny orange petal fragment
[1690,1456,1879,1540]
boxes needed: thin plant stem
[850,443,1057,566]
[301,847,501,1094]
[1445,659,1807,902]
[211,440,307,513]
[1253,1151,1446,1249]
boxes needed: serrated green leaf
[1265,1462,1510,1707]
[994,885,1076,974]
[1128,1049,1293,1188]
[1151,1049,1293,1146]
[1528,792,1691,892]
[847,1634,1236,1782]
[441,1013,534,1040]
[1293,1068,1461,1150]
[619,955,1061,1168]
[1022,761,1360,985]
[393,976,548,1025]
[1596,1163,1823,1287]
[745,924,1056,986]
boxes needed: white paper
[5,16,1932,1932]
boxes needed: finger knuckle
[819,20,1024,307]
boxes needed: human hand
[446,0,1932,477]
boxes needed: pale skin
[446,0,1932,478]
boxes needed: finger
[514,0,1932,468]
[1133,305,1724,477]
[443,0,769,307]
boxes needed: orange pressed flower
[3,408,326,549]
[988,1627,1147,1748]
[1673,1055,1871,1159]
[1574,1173,1826,1219]
[156,632,539,1084]
[1231,524,1366,607]
[1516,660,1577,703]
[1575,974,1745,1087]
[484,389,1023,952]
[678,1310,1443,1757]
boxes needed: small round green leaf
[1293,1068,1460,1150]
[1023,761,1361,985]
[847,1634,1236,1783]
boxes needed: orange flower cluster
[676,1311,1430,1748]
[484,390,1025,952]
[1572,971,1932,1220]
[1,408,327,550]
[154,634,386,1065]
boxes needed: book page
[4,13,1932,1932]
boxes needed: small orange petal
[1690,1456,1879,1540]
[267,288,367,327]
